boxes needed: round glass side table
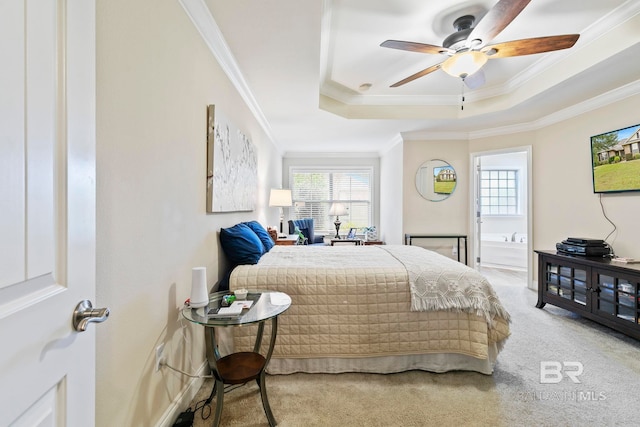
[182,290,291,426]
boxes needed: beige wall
[96,1,281,426]
[402,139,469,257]
[401,94,640,267]
[473,96,640,258]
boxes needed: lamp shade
[329,203,347,216]
[269,189,292,207]
[441,50,488,78]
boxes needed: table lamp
[329,203,348,239]
[269,189,292,238]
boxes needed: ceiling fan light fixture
[441,50,488,78]
[381,2,580,88]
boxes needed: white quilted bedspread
[229,245,510,360]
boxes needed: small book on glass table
[207,300,254,319]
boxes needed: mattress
[228,245,510,374]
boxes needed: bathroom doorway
[470,147,533,289]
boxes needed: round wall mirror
[415,159,457,202]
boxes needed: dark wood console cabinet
[536,250,640,340]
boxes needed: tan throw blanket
[379,245,511,327]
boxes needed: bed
[225,244,510,375]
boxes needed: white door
[470,147,533,288]
[473,156,482,269]
[0,1,98,425]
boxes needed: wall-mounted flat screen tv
[591,123,640,193]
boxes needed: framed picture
[346,228,356,239]
[206,104,257,212]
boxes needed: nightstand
[274,234,298,245]
[364,240,384,245]
[182,291,291,427]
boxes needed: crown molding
[401,131,470,141]
[178,0,280,153]
[400,79,640,142]
[180,0,640,150]
[320,0,640,111]
[470,79,640,140]
[284,151,380,159]
[503,0,640,94]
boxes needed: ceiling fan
[381,0,579,89]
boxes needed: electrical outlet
[155,343,165,372]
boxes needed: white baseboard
[155,361,209,427]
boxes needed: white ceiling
[195,0,640,154]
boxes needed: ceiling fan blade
[381,40,453,55]
[483,34,579,58]
[464,69,486,89]
[467,0,532,48]
[390,63,443,87]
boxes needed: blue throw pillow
[220,223,264,265]
[243,220,275,252]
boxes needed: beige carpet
[189,268,640,426]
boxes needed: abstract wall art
[206,105,257,212]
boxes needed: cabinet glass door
[595,273,639,324]
[545,263,587,305]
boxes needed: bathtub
[480,233,527,269]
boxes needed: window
[480,170,518,215]
[290,168,372,234]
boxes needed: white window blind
[290,168,372,234]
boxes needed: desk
[404,234,468,265]
[182,291,291,427]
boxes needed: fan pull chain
[460,78,466,111]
